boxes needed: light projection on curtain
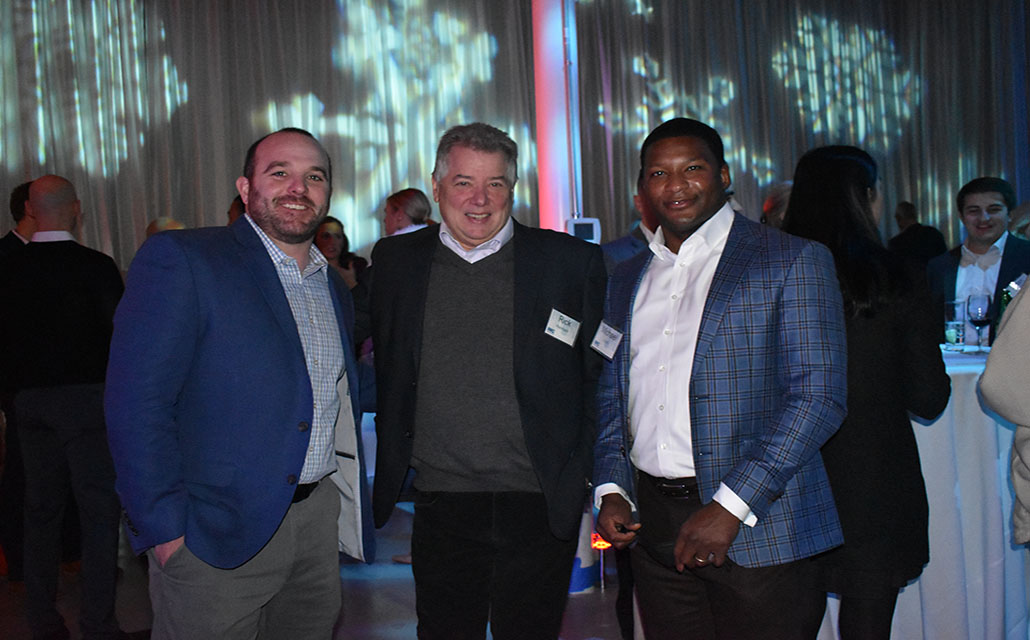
[771,14,921,155]
[595,11,924,194]
[598,59,779,187]
[250,0,536,251]
[3,0,187,178]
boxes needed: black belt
[291,482,319,503]
[639,472,698,499]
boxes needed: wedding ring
[694,555,707,564]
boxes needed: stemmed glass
[966,293,993,353]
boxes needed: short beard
[248,193,327,245]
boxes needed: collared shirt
[12,229,30,243]
[957,231,1008,342]
[596,203,755,525]
[30,230,76,243]
[245,214,345,483]
[438,217,514,264]
[389,222,428,237]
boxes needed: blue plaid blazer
[594,214,847,568]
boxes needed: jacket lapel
[231,219,307,356]
[693,215,758,366]
[513,221,542,369]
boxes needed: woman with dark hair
[781,146,950,639]
[315,215,367,289]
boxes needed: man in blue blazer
[593,119,847,639]
[106,128,368,639]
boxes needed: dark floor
[0,504,624,639]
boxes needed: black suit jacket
[926,234,1030,342]
[887,223,947,263]
[370,222,606,540]
[0,240,123,392]
[0,230,26,261]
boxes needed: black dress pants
[17,385,120,640]
[411,491,578,640]
[631,472,825,640]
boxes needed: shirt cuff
[713,482,758,527]
[594,482,637,512]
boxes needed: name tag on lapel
[590,321,623,360]
[545,308,580,347]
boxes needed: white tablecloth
[819,350,1029,639]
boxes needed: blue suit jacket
[105,218,369,569]
[601,226,648,273]
[594,214,847,568]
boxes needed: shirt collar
[649,202,734,261]
[30,230,76,243]
[438,216,515,262]
[244,214,327,274]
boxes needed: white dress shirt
[438,217,514,264]
[597,203,755,525]
[956,231,1008,343]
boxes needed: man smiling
[370,123,606,639]
[927,177,1030,344]
[106,128,368,639]
[593,118,847,639]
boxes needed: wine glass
[966,293,992,352]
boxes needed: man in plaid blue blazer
[593,118,847,639]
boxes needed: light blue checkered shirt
[245,215,344,483]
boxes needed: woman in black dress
[781,146,950,639]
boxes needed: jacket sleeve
[105,234,197,552]
[721,241,848,517]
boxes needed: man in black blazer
[888,200,947,263]
[927,177,1030,344]
[0,180,34,587]
[0,181,34,258]
[371,123,606,639]
[0,175,125,639]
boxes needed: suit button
[298,422,310,432]
[404,431,413,439]
[287,474,298,485]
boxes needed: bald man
[0,175,126,639]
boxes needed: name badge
[591,321,623,360]
[545,308,581,347]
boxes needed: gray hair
[432,123,518,186]
[387,188,432,224]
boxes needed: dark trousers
[0,394,26,581]
[411,491,577,640]
[631,472,824,640]
[17,385,120,640]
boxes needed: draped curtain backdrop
[0,0,536,267]
[576,0,1030,246]
[1,0,1028,267]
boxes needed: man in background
[0,174,125,640]
[383,187,433,236]
[927,177,1030,344]
[106,128,368,639]
[888,200,947,263]
[0,182,35,258]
